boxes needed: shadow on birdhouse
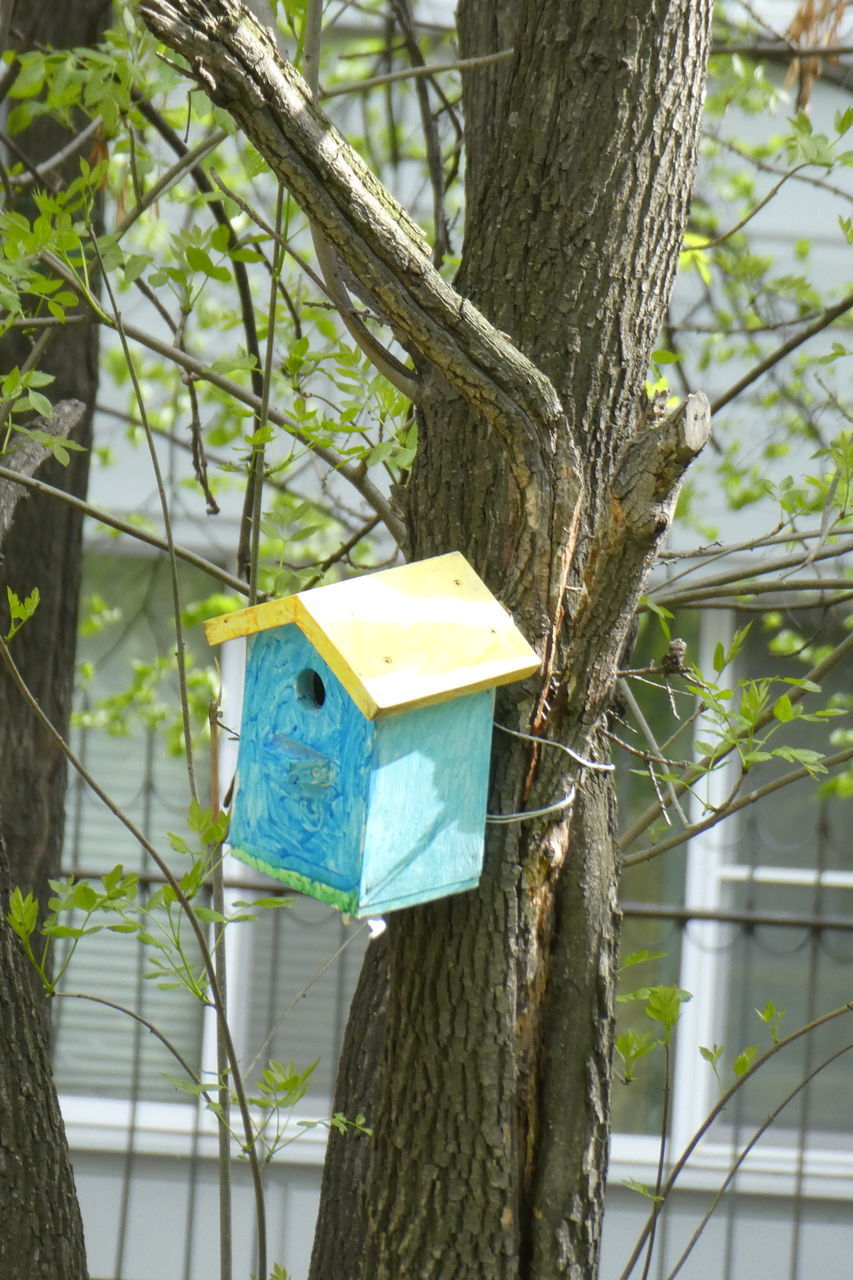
[204,552,539,916]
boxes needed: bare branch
[136,0,572,479]
[711,289,853,415]
[622,746,853,866]
[712,40,853,56]
[617,1002,853,1280]
[619,627,853,849]
[38,250,406,543]
[613,393,713,539]
[321,48,514,101]
[8,116,103,189]
[0,463,254,596]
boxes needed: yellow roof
[204,552,540,719]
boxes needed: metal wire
[485,723,614,824]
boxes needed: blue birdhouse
[204,553,539,916]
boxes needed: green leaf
[5,585,40,640]
[733,1045,759,1076]
[623,1178,664,1202]
[772,693,795,723]
[620,948,666,972]
[194,906,228,925]
[25,390,55,417]
[644,985,691,1037]
[5,887,39,940]
[72,882,99,912]
[834,106,853,137]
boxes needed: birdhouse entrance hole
[297,667,326,709]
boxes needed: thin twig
[663,1043,853,1280]
[693,161,811,250]
[617,1002,853,1280]
[0,634,269,1280]
[390,0,450,265]
[712,40,853,56]
[56,991,202,1084]
[711,289,853,416]
[208,704,232,1280]
[320,47,514,99]
[113,128,228,238]
[38,249,405,541]
[302,0,420,400]
[9,116,103,188]
[246,182,286,598]
[622,745,853,866]
[708,132,852,203]
[92,232,199,805]
[618,628,853,849]
[619,679,691,828]
[0,463,254,596]
[132,92,269,475]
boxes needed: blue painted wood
[230,626,372,904]
[228,624,495,915]
[359,689,494,914]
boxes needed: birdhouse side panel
[357,688,496,915]
[228,626,373,904]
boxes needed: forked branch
[137,0,570,465]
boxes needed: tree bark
[362,6,714,1276]
[0,0,106,910]
[139,2,714,1275]
[0,4,107,1277]
[0,839,88,1280]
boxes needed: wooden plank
[203,596,298,646]
[358,689,493,912]
[298,553,539,717]
[204,552,540,716]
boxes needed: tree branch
[0,463,253,596]
[618,627,853,849]
[613,393,713,539]
[38,249,406,542]
[622,745,853,866]
[711,290,853,415]
[320,48,514,101]
[137,0,571,473]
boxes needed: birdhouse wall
[227,618,499,916]
[228,624,373,908]
[357,687,495,915]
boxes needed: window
[613,603,853,1192]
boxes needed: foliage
[0,2,851,1279]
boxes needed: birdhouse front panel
[229,623,373,910]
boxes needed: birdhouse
[204,553,539,916]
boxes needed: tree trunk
[317,4,714,1277]
[0,0,106,910]
[137,1,714,1275]
[0,840,88,1280]
[0,4,108,1277]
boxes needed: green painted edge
[229,845,360,914]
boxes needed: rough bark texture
[140,2,714,1276]
[359,7,713,1276]
[0,840,88,1280]
[0,4,107,1277]
[0,0,106,911]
